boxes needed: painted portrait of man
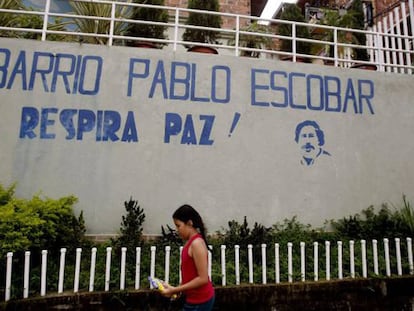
[294,120,331,166]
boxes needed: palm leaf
[69,0,133,44]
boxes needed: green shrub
[0,184,86,257]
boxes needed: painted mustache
[301,143,315,152]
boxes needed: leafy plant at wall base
[124,0,169,47]
[161,224,181,246]
[113,197,146,250]
[182,0,222,46]
[394,194,414,235]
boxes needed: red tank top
[181,234,214,304]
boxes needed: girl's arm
[162,238,209,297]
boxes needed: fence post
[235,245,240,285]
[120,247,127,290]
[5,252,13,301]
[135,247,141,290]
[361,240,367,278]
[74,248,82,293]
[325,241,330,281]
[105,247,112,291]
[372,239,379,275]
[150,246,157,287]
[407,237,413,275]
[288,242,293,283]
[349,241,355,278]
[208,245,212,279]
[58,248,66,294]
[313,242,318,281]
[165,246,171,284]
[221,245,226,286]
[395,238,402,276]
[275,243,280,284]
[90,247,97,292]
[337,241,343,279]
[261,244,267,284]
[248,244,253,284]
[41,250,48,296]
[300,242,305,282]
[384,238,391,277]
[23,251,31,299]
[179,246,183,284]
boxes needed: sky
[23,0,72,12]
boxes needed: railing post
[337,241,343,279]
[41,0,51,41]
[349,241,355,278]
[401,2,412,74]
[372,239,379,275]
[74,248,82,293]
[313,242,318,281]
[384,238,391,276]
[90,247,97,292]
[58,248,66,294]
[135,247,141,290]
[235,15,240,56]
[407,237,413,275]
[275,243,280,284]
[300,242,305,282]
[41,250,48,296]
[248,244,253,284]
[261,244,267,284]
[105,247,112,291]
[5,252,13,301]
[287,242,293,283]
[23,251,31,299]
[333,29,338,67]
[325,241,330,281]
[361,240,367,278]
[235,245,240,285]
[292,23,296,62]
[221,245,226,286]
[165,246,171,284]
[150,246,156,287]
[108,2,116,47]
[395,238,402,276]
[173,8,180,52]
[120,247,127,290]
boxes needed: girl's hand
[160,282,177,298]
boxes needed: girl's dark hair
[173,204,210,249]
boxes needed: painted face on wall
[298,125,320,160]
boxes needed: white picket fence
[0,0,413,74]
[3,237,414,302]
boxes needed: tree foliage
[125,0,169,47]
[182,0,222,44]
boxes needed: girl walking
[162,204,215,311]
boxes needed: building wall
[1,37,414,235]
[165,0,251,29]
